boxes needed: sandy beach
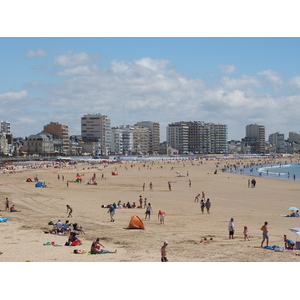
[1,156,300,263]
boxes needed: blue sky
[1,0,300,143]
[1,37,300,141]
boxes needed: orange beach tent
[126,216,145,229]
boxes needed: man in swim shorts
[261,221,269,247]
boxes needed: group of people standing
[194,192,211,214]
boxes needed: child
[243,226,250,241]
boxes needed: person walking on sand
[168,181,171,191]
[5,197,9,212]
[205,198,211,214]
[149,182,153,191]
[107,204,115,222]
[158,210,166,224]
[243,226,250,241]
[161,241,168,262]
[145,203,153,220]
[66,205,73,217]
[261,221,269,247]
[228,218,235,239]
[200,199,205,214]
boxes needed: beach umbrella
[288,207,298,211]
[289,228,300,235]
[289,228,300,245]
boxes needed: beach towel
[86,251,112,255]
[0,218,9,222]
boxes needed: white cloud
[0,90,28,102]
[258,69,283,85]
[221,75,261,89]
[290,76,300,89]
[54,52,95,67]
[219,64,237,74]
[26,48,46,58]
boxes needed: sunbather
[90,238,116,254]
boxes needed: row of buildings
[1,116,300,156]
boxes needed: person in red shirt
[158,210,166,224]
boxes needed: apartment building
[166,122,189,154]
[167,121,228,154]
[81,114,111,156]
[42,122,70,155]
[269,132,285,153]
[135,121,160,154]
[243,124,266,154]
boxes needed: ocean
[229,161,300,181]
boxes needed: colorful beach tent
[35,182,43,187]
[0,218,9,222]
[26,178,33,182]
[126,216,145,229]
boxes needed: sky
[1,2,300,143]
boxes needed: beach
[1,156,300,262]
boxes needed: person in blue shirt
[107,204,115,222]
[284,234,295,249]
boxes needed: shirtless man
[261,221,269,247]
[161,241,168,262]
[90,238,116,254]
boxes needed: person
[145,203,153,220]
[68,232,82,246]
[63,220,72,233]
[66,205,73,217]
[139,195,143,208]
[200,199,205,214]
[10,205,21,212]
[194,194,200,202]
[5,197,9,211]
[149,182,153,191]
[161,241,168,262]
[228,218,234,239]
[168,181,171,191]
[205,199,211,214]
[144,198,147,208]
[107,204,115,222]
[54,219,63,233]
[295,210,300,218]
[73,223,85,234]
[261,221,269,247]
[158,210,166,224]
[284,234,295,249]
[90,238,117,254]
[243,226,250,241]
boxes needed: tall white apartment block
[166,122,189,154]
[81,114,111,156]
[135,121,160,154]
[0,121,11,134]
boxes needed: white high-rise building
[0,121,11,134]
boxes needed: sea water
[237,162,300,181]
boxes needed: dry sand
[1,156,300,263]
